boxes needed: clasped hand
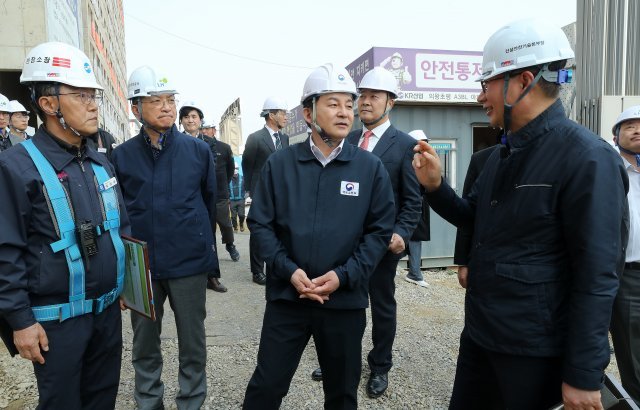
[290,268,340,304]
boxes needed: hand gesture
[413,140,443,191]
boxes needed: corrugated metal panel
[626,0,639,94]
[577,0,640,135]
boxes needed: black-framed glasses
[12,113,30,119]
[58,91,104,106]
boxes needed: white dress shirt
[357,120,391,152]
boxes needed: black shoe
[252,272,266,285]
[207,277,228,292]
[226,243,240,261]
[366,372,388,398]
[311,367,323,381]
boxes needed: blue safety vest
[22,139,125,322]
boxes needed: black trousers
[33,302,122,410]
[449,328,562,410]
[214,198,235,244]
[610,266,640,405]
[249,232,263,275]
[367,255,398,374]
[230,199,246,228]
[243,300,366,410]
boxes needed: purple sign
[282,105,308,141]
[348,47,484,104]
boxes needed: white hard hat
[127,65,177,99]
[358,67,399,99]
[201,120,217,128]
[0,93,9,112]
[408,130,428,140]
[300,63,357,104]
[20,41,103,90]
[8,100,29,114]
[478,18,574,81]
[612,105,640,136]
[179,100,203,118]
[262,96,288,111]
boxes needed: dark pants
[249,232,263,275]
[449,328,562,410]
[230,199,246,229]
[34,302,122,410]
[131,273,208,410]
[367,255,398,374]
[610,266,640,405]
[215,198,235,244]
[244,300,366,410]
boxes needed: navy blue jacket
[427,100,628,390]
[248,139,395,309]
[111,125,218,280]
[0,126,130,330]
[348,124,422,258]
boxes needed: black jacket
[0,126,130,330]
[427,100,628,390]
[248,139,395,309]
[242,127,290,196]
[453,145,500,264]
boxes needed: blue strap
[23,140,89,321]
[23,140,124,321]
[91,163,125,314]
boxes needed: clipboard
[549,374,640,410]
[121,235,156,321]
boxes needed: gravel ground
[0,230,620,409]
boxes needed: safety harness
[22,139,125,322]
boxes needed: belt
[624,262,640,270]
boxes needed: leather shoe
[252,272,266,285]
[226,243,240,262]
[207,277,227,292]
[310,367,323,381]
[366,372,388,398]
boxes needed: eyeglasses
[58,91,104,106]
[0,112,10,118]
[480,75,505,94]
[142,97,178,109]
[12,113,30,119]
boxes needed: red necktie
[359,130,373,150]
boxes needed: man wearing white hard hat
[413,19,627,409]
[610,105,640,405]
[0,93,11,152]
[7,100,31,145]
[311,66,422,398]
[112,66,217,409]
[243,63,394,410]
[242,96,290,285]
[0,41,130,408]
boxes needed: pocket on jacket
[509,183,556,222]
[494,262,568,334]
[35,243,72,296]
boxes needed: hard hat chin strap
[53,85,83,138]
[311,96,338,148]
[361,95,392,127]
[617,144,640,166]
[502,64,546,135]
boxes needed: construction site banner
[347,47,483,104]
[220,98,242,156]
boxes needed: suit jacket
[348,124,422,258]
[242,126,289,195]
[453,145,500,265]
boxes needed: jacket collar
[507,99,566,151]
[297,136,359,163]
[31,125,105,171]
